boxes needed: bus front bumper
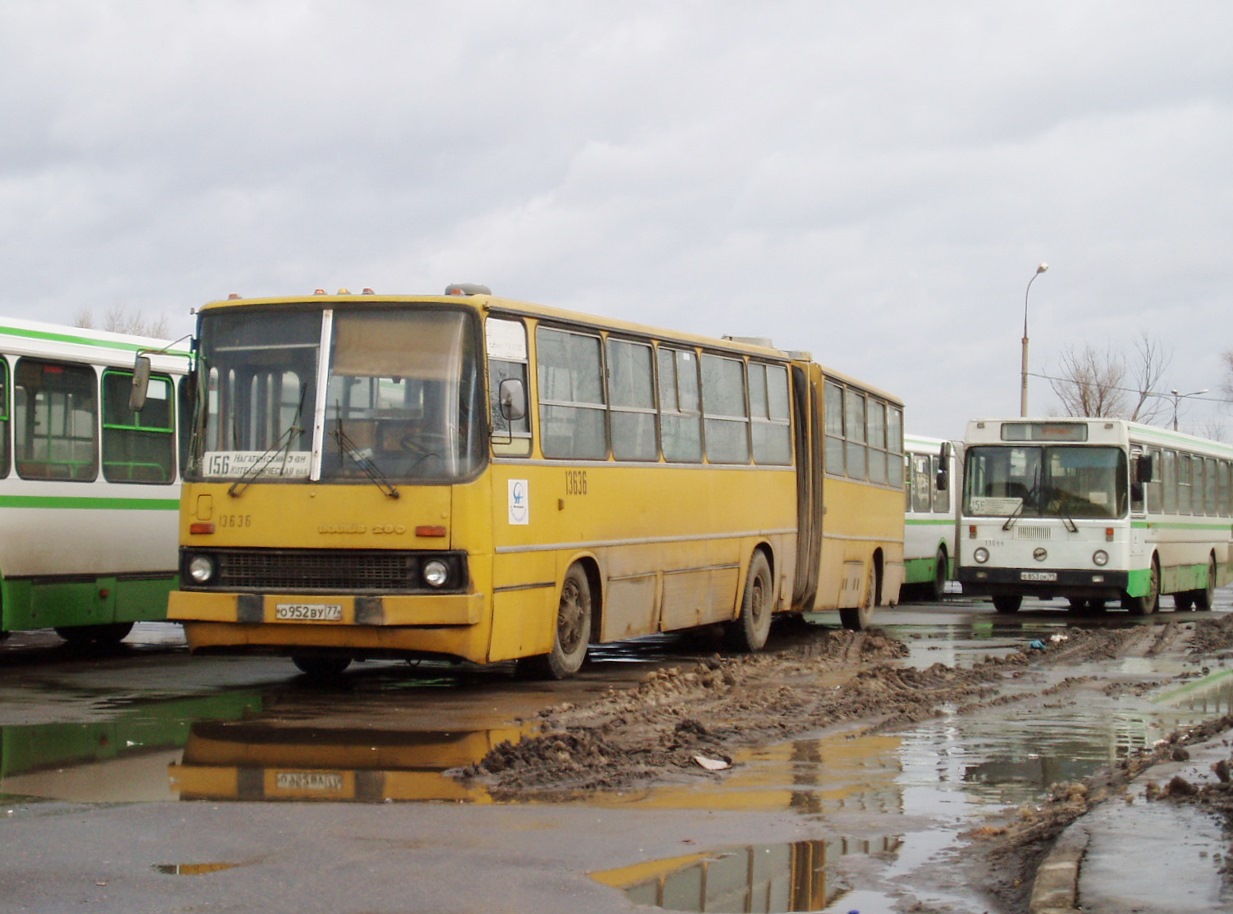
[169,590,484,627]
[958,568,1129,600]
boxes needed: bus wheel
[292,654,351,677]
[520,563,592,680]
[991,595,1022,614]
[929,549,948,602]
[55,622,134,645]
[1194,557,1217,610]
[725,552,773,652]
[840,565,876,631]
[1126,557,1160,616]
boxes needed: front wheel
[1194,557,1217,610]
[991,595,1022,614]
[518,563,592,680]
[724,552,773,652]
[1126,557,1160,616]
[929,549,948,601]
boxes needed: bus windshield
[963,445,1128,520]
[190,306,485,484]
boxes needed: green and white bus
[0,317,190,643]
[902,434,960,601]
[957,417,1233,614]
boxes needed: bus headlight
[187,555,216,584]
[973,547,989,564]
[1092,550,1109,567]
[422,559,450,588]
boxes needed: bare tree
[1049,333,1171,422]
[74,305,170,339]
[1049,343,1127,417]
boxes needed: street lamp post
[1170,388,1209,431]
[1020,262,1048,417]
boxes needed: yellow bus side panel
[811,477,905,611]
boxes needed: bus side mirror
[1135,453,1154,483]
[129,355,152,412]
[936,441,953,492]
[498,378,527,422]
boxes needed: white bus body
[0,318,190,642]
[902,434,960,600]
[957,418,1233,614]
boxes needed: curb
[1028,822,1087,914]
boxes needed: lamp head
[1036,263,1048,274]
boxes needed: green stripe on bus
[0,494,179,510]
[0,323,192,358]
[905,517,955,526]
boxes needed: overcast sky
[3,1,1231,440]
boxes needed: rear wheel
[518,563,592,680]
[1126,557,1160,616]
[724,552,773,652]
[55,622,134,645]
[991,595,1022,614]
[840,564,876,630]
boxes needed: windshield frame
[963,443,1129,520]
[186,303,487,486]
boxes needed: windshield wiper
[333,418,399,499]
[228,384,308,497]
[1001,498,1026,531]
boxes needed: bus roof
[199,288,902,405]
[0,316,191,372]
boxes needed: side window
[1162,449,1177,514]
[658,347,701,463]
[1219,460,1231,517]
[844,389,867,481]
[911,455,932,512]
[888,406,904,488]
[701,354,749,464]
[749,362,791,465]
[607,338,657,461]
[867,400,888,484]
[1177,454,1192,514]
[486,318,532,458]
[0,358,9,478]
[14,358,98,481]
[537,327,606,459]
[102,369,175,484]
[824,381,845,475]
[1205,457,1218,515]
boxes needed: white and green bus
[902,434,960,601]
[957,417,1233,614]
[0,318,190,643]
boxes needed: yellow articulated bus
[150,286,904,677]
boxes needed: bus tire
[1194,556,1217,610]
[991,595,1022,614]
[1126,557,1160,615]
[929,548,948,602]
[519,563,592,680]
[55,622,134,645]
[840,564,876,631]
[724,552,773,653]
[292,654,351,677]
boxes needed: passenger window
[701,354,749,464]
[608,339,657,461]
[537,327,606,459]
[844,389,867,480]
[749,363,791,465]
[15,358,98,481]
[824,382,845,475]
[102,369,175,484]
[0,359,9,478]
[658,347,701,463]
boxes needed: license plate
[275,603,343,621]
[1020,571,1057,582]
[275,771,345,792]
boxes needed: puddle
[154,861,243,876]
[591,837,900,913]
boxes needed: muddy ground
[457,613,1233,912]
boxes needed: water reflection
[592,836,900,913]
[169,720,528,803]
